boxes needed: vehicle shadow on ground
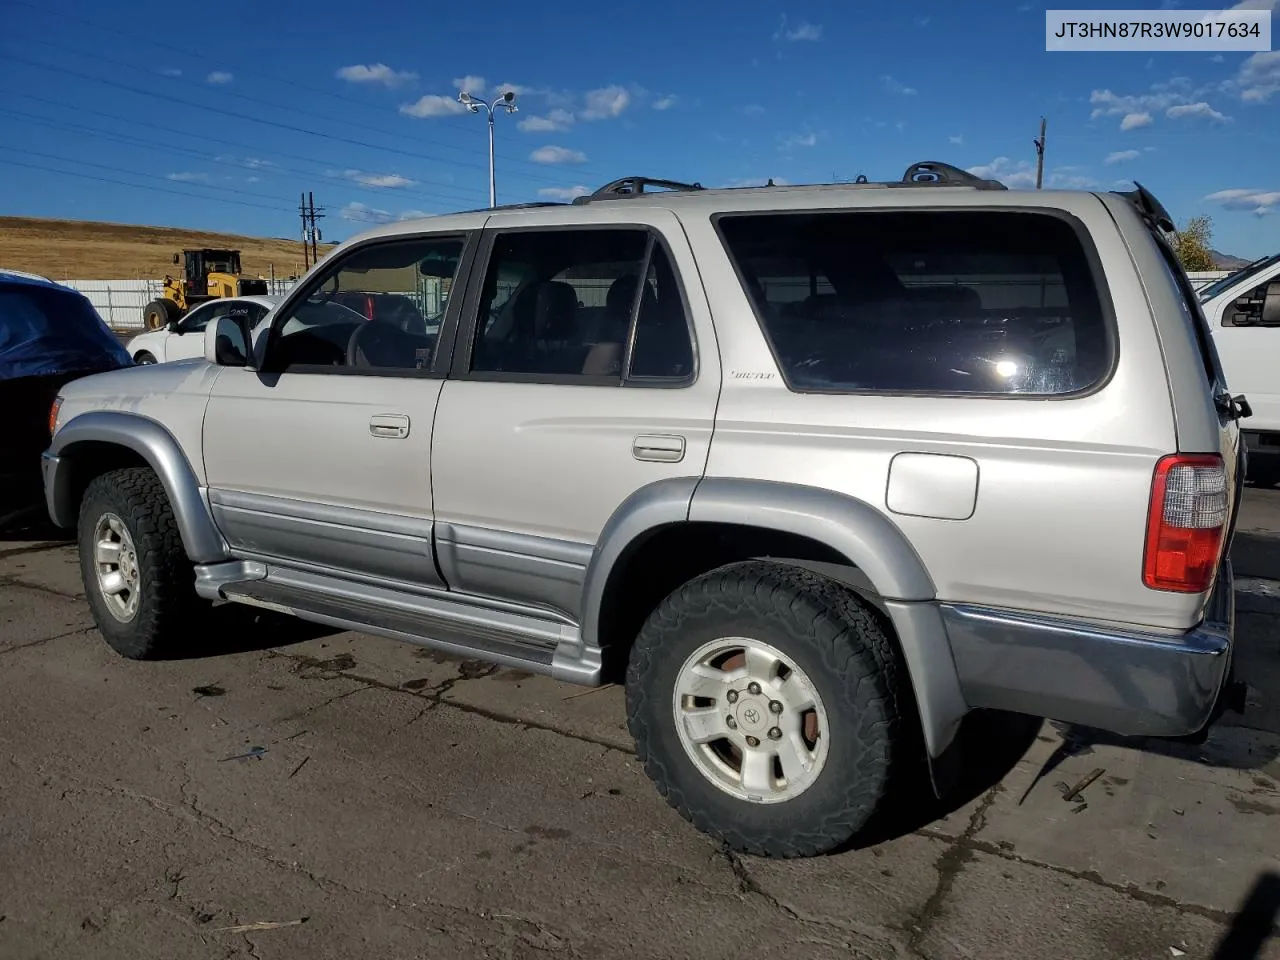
[1213,871,1280,959]
[170,602,343,660]
[845,708,1046,850]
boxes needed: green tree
[1173,215,1215,272]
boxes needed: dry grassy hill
[0,216,336,280]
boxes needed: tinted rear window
[717,210,1113,396]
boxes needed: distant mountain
[1210,249,1251,270]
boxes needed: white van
[1198,253,1280,485]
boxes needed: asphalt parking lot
[1,494,1278,960]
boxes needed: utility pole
[298,192,325,270]
[299,192,310,270]
[1034,117,1046,190]
[307,192,324,266]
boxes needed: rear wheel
[77,467,204,659]
[142,299,176,331]
[1248,456,1280,488]
[133,351,157,365]
[625,560,908,858]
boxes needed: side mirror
[204,315,249,367]
[1263,280,1280,327]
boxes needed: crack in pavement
[904,785,1001,956]
[264,650,632,756]
[0,625,96,658]
[0,540,74,561]
[715,846,902,958]
[0,574,84,602]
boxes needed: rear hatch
[1121,186,1245,583]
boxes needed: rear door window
[716,209,1114,396]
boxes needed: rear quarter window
[715,209,1115,396]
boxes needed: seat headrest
[534,280,580,339]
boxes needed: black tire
[77,467,203,659]
[143,299,176,331]
[1248,456,1280,488]
[133,351,157,365]
[625,560,908,858]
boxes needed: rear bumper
[942,561,1236,738]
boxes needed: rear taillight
[1142,454,1227,593]
[48,397,62,437]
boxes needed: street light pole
[459,90,518,208]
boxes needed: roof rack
[572,176,704,204]
[1111,181,1175,233]
[900,161,1008,190]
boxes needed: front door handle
[633,434,685,463]
[369,414,410,439]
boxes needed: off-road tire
[78,467,202,659]
[143,299,175,331]
[625,560,908,858]
[1248,457,1280,489]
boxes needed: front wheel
[77,467,204,659]
[625,560,909,858]
[133,351,157,365]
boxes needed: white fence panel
[56,278,300,331]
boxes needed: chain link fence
[57,278,300,333]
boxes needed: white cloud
[1204,187,1280,215]
[518,108,575,132]
[1229,0,1277,9]
[336,64,419,88]
[206,71,233,85]
[244,158,272,169]
[722,177,790,188]
[1121,111,1154,129]
[167,172,209,182]
[653,96,676,110]
[530,145,587,164]
[538,185,591,200]
[452,75,486,95]
[786,20,823,40]
[967,157,1037,189]
[580,85,630,120]
[949,134,964,145]
[742,104,766,115]
[342,169,415,188]
[779,132,818,150]
[1166,101,1231,122]
[160,68,182,77]
[1105,149,1141,164]
[246,176,260,183]
[882,75,917,96]
[1231,50,1280,102]
[400,94,466,118]
[341,202,432,224]
[772,14,823,40]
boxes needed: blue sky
[1,0,1277,258]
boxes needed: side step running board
[213,568,600,684]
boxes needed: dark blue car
[0,271,132,520]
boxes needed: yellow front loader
[142,249,269,330]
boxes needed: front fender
[44,411,228,563]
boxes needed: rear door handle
[633,434,685,463]
[369,414,410,439]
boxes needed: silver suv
[42,161,1249,858]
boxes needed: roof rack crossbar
[572,176,705,204]
[900,161,1008,191]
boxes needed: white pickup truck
[1198,253,1280,485]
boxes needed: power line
[3,49,595,190]
[0,106,489,210]
[0,146,397,224]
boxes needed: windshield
[1197,252,1280,301]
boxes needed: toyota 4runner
[43,161,1249,858]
